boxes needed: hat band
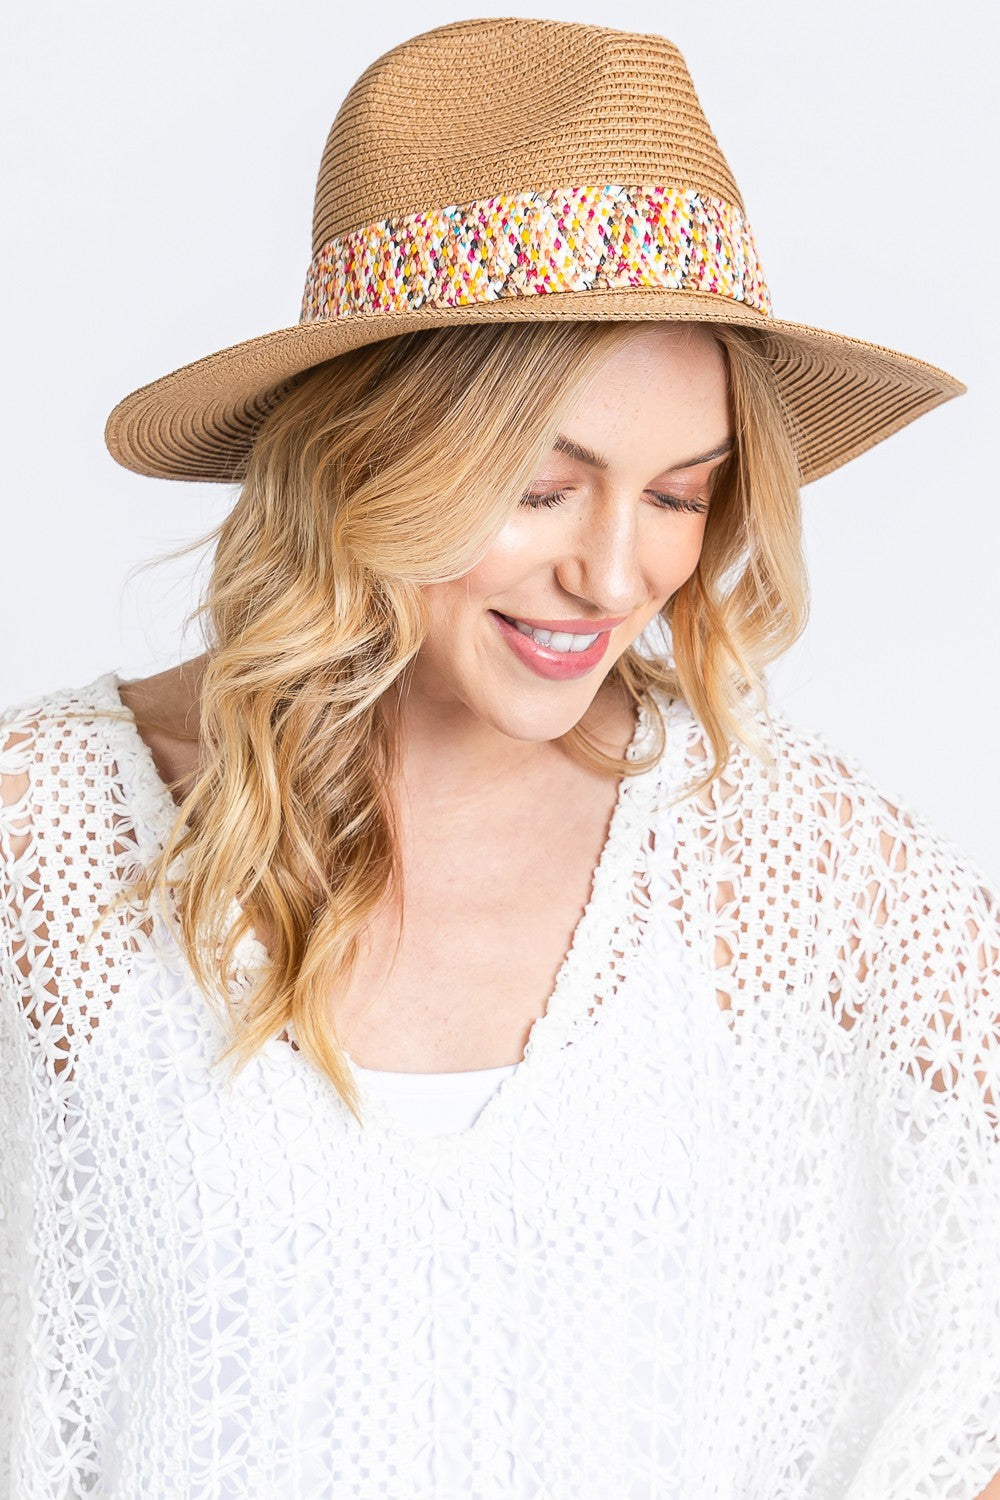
[299,184,772,323]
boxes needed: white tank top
[351,1060,520,1134]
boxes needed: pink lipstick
[489,610,616,681]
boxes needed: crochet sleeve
[0,709,48,1493]
[0,704,84,1496]
[0,698,147,1498]
[845,782,1000,1499]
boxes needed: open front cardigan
[1,670,998,1499]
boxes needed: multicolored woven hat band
[299,183,772,324]
[102,18,965,486]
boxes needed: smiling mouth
[489,609,614,680]
[494,612,604,654]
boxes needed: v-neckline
[102,669,687,1170]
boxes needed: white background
[3,1,997,875]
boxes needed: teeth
[510,617,600,653]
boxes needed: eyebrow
[553,434,735,471]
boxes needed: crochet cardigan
[0,670,998,1500]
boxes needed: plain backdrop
[3,0,997,876]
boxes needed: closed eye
[520,490,709,515]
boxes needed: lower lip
[489,611,613,680]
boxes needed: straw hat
[104,16,965,486]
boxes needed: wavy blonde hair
[101,318,807,1123]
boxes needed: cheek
[419,564,512,641]
[473,515,547,582]
[644,524,707,597]
[420,580,475,639]
[424,519,540,622]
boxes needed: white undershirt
[352,1060,520,1135]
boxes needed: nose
[553,492,648,618]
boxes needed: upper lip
[495,611,626,632]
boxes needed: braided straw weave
[105,17,965,484]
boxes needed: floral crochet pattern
[1,672,998,1497]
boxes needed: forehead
[562,325,730,423]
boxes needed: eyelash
[519,490,709,515]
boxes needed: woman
[1,16,998,1500]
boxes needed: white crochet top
[1,670,998,1500]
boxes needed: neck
[382,672,633,815]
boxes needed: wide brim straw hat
[105,16,965,486]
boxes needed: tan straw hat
[105,16,965,486]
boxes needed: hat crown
[103,15,965,490]
[312,16,743,253]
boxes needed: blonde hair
[102,319,807,1123]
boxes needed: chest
[327,769,627,1072]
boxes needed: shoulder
[0,668,129,746]
[665,690,998,906]
[0,669,139,869]
[660,690,888,827]
[0,669,132,787]
[668,689,908,813]
[668,695,999,1113]
[0,672,157,1083]
[762,704,997,898]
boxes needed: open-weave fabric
[1,671,998,1500]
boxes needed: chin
[471,676,606,743]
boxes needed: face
[411,323,732,746]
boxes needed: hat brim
[104,288,965,486]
